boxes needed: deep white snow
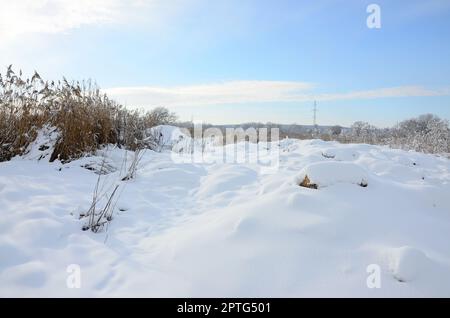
[1,127,450,297]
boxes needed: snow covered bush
[0,66,177,163]
[349,121,379,144]
[346,114,450,155]
[391,114,450,154]
[296,161,370,189]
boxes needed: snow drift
[1,127,450,297]
[295,161,370,188]
[148,125,189,148]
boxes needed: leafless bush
[122,148,145,181]
[83,181,120,233]
[82,156,125,233]
[143,107,177,128]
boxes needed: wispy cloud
[316,86,450,102]
[104,81,450,108]
[0,0,174,41]
[105,81,315,107]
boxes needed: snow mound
[22,125,59,161]
[295,161,369,188]
[388,246,431,282]
[148,125,189,147]
[196,165,258,199]
[321,148,359,161]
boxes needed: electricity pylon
[313,100,318,136]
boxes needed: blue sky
[1,0,450,127]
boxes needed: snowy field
[1,126,450,297]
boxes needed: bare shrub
[122,148,145,181]
[144,107,177,127]
[82,157,123,233]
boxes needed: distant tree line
[345,114,450,154]
[179,114,450,155]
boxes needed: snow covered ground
[1,126,450,297]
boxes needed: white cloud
[0,0,165,41]
[105,81,315,107]
[104,81,450,108]
[316,86,450,102]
